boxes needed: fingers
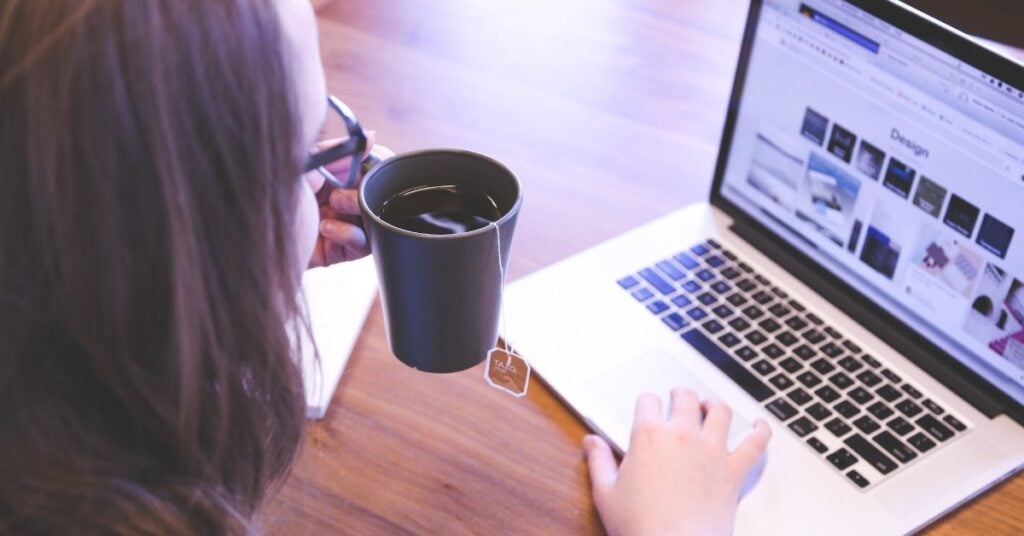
[668,388,702,430]
[329,188,360,215]
[701,399,733,446]
[633,393,663,428]
[583,435,617,503]
[319,220,369,263]
[730,419,772,476]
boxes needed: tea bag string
[491,221,511,364]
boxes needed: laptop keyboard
[617,238,971,491]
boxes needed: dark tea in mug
[379,184,502,235]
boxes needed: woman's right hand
[583,389,771,536]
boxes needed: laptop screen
[717,0,1024,404]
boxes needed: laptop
[504,0,1024,533]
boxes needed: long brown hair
[0,0,308,532]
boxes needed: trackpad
[586,348,753,451]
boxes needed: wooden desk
[265,1,1024,533]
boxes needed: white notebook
[297,258,379,419]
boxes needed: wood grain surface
[265,1,1024,533]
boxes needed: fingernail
[582,435,597,452]
[320,220,337,235]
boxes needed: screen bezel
[709,0,1024,419]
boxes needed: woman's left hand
[307,133,394,267]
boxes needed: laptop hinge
[729,217,1024,426]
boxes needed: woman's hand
[583,389,772,536]
[307,133,395,267]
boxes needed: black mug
[359,149,522,373]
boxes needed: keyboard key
[770,286,788,299]
[686,307,708,320]
[856,370,882,387]
[827,448,858,470]
[807,436,828,454]
[779,357,803,373]
[690,244,710,256]
[752,290,774,304]
[639,268,675,295]
[721,249,737,261]
[802,328,826,345]
[745,330,768,345]
[896,399,922,418]
[821,342,843,358]
[697,292,718,305]
[788,299,807,312]
[759,318,782,333]
[728,317,751,332]
[907,432,937,453]
[806,402,832,421]
[794,344,817,360]
[617,275,639,289]
[880,369,902,384]
[752,360,776,376]
[632,288,654,301]
[901,384,923,399]
[775,331,799,347]
[682,280,702,293]
[695,269,715,282]
[718,333,741,348]
[825,418,852,438]
[703,319,725,334]
[922,399,944,415]
[769,374,794,391]
[848,387,874,405]
[834,400,860,418]
[736,278,756,292]
[656,260,686,280]
[789,416,818,437]
[824,326,843,339]
[805,313,824,325]
[761,343,784,359]
[681,329,773,402]
[828,372,854,390]
[796,371,821,388]
[738,262,754,273]
[810,359,835,375]
[671,295,693,308]
[705,238,721,249]
[647,300,669,314]
[867,401,894,420]
[754,274,770,286]
[674,252,700,269]
[844,434,898,475]
[705,255,725,268]
[873,431,917,464]
[712,304,734,319]
[887,416,914,436]
[876,384,902,402]
[861,354,882,368]
[942,415,966,432]
[768,303,791,317]
[785,316,808,331]
[765,398,798,421]
[662,312,689,331]
[721,267,741,280]
[853,415,880,434]
[726,293,748,307]
[815,385,840,403]
[838,356,863,373]
[846,470,870,488]
[842,340,862,354]
[735,346,758,362]
[742,305,764,320]
[711,281,731,294]
[916,414,954,441]
[788,388,813,406]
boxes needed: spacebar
[681,328,774,402]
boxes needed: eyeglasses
[304,95,367,190]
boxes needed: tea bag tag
[485,347,530,397]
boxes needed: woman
[0,0,770,533]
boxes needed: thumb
[583,435,617,501]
